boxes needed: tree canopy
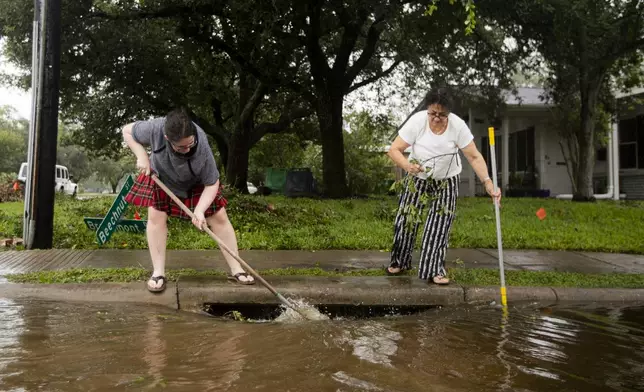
[480,0,644,200]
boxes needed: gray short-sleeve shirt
[132,117,220,198]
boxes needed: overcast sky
[0,85,30,119]
[0,40,32,119]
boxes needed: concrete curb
[464,286,558,304]
[0,282,178,309]
[552,287,644,302]
[2,277,644,310]
[175,276,465,312]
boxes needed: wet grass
[1,195,644,253]
[0,201,22,215]
[5,267,644,288]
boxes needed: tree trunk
[191,114,229,171]
[225,129,252,194]
[573,81,600,201]
[316,92,350,198]
[573,129,595,201]
[211,133,229,170]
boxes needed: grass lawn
[1,194,643,253]
[0,201,23,216]
[6,267,644,288]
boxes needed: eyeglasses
[167,135,197,151]
[428,111,449,120]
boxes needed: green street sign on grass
[83,217,147,234]
[93,175,135,245]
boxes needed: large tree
[91,152,135,193]
[76,0,513,198]
[269,0,511,197]
[1,0,517,197]
[0,106,28,174]
[170,3,312,191]
[481,0,644,201]
[0,0,311,193]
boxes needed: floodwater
[0,299,643,391]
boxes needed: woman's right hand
[405,163,423,174]
[136,156,151,176]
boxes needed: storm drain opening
[202,303,438,321]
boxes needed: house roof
[388,86,550,140]
[503,87,548,106]
[616,87,644,98]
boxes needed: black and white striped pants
[390,174,459,280]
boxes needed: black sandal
[147,275,167,293]
[227,272,256,285]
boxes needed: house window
[618,116,644,169]
[509,127,535,172]
[481,127,536,188]
[597,148,607,161]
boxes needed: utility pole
[23,0,62,249]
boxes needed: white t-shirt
[398,111,474,180]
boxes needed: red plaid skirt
[124,173,228,220]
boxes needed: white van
[17,162,78,197]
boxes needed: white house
[392,87,644,199]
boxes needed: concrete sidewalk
[2,249,644,309]
[1,248,643,275]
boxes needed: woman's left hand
[192,210,207,230]
[485,180,502,206]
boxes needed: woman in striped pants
[386,89,501,284]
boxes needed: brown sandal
[431,275,450,285]
[385,266,405,276]
[147,275,167,293]
[227,272,256,285]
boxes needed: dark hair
[164,108,196,142]
[424,88,453,112]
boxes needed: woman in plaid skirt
[122,108,255,293]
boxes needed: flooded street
[0,299,643,391]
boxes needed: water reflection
[495,310,512,392]
[523,315,578,365]
[141,312,248,391]
[142,314,166,388]
[0,299,24,383]
[0,300,642,392]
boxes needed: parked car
[17,162,78,197]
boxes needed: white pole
[488,127,507,308]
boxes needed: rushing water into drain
[0,299,643,391]
[276,298,331,323]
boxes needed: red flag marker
[536,207,546,220]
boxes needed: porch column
[538,124,546,189]
[612,121,620,200]
[502,115,510,193]
[468,108,476,197]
